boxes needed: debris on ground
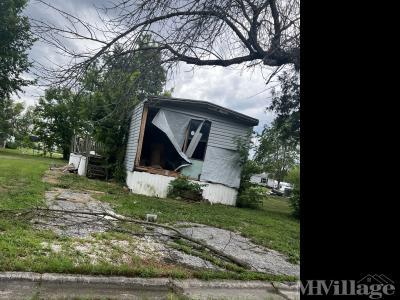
[42,164,76,184]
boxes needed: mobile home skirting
[126,170,238,206]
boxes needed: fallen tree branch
[1,207,252,270]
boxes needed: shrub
[285,165,300,218]
[167,176,204,201]
[5,141,17,149]
[113,160,126,183]
[237,186,264,209]
[289,189,300,219]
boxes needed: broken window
[136,107,211,177]
[183,119,211,161]
[138,107,190,171]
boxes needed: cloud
[167,64,276,133]
[19,0,277,133]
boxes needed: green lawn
[0,149,299,281]
[1,147,63,159]
[0,149,63,209]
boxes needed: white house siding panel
[126,170,237,205]
[126,170,173,198]
[124,102,144,171]
[201,182,238,206]
[200,146,241,188]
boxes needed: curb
[0,272,300,299]
[0,272,170,288]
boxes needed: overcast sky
[19,0,279,133]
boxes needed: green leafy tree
[0,0,36,100]
[33,88,84,159]
[80,36,167,181]
[0,98,24,147]
[235,134,264,209]
[13,105,35,148]
[269,70,300,145]
[255,121,299,188]
[285,165,300,218]
[1,0,36,146]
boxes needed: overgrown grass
[0,149,299,281]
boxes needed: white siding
[124,102,144,171]
[126,170,237,205]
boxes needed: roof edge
[145,95,259,126]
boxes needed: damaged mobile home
[124,96,258,206]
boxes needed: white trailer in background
[250,172,278,188]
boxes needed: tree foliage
[0,0,36,145]
[0,97,24,146]
[33,88,84,159]
[269,70,300,145]
[0,0,36,100]
[11,105,35,148]
[235,133,264,209]
[31,35,167,180]
[255,120,299,186]
[80,37,167,181]
[285,165,300,218]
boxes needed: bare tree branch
[31,0,300,86]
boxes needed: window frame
[182,119,211,161]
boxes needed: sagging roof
[145,95,259,127]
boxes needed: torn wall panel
[152,105,252,151]
[151,109,191,163]
[200,146,242,189]
[125,101,144,171]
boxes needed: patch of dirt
[42,169,63,184]
[42,165,76,184]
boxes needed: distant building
[250,172,277,188]
[250,172,293,191]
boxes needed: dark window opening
[139,107,187,171]
[183,119,211,161]
[137,108,211,174]
[261,178,267,183]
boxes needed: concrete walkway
[0,272,300,300]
